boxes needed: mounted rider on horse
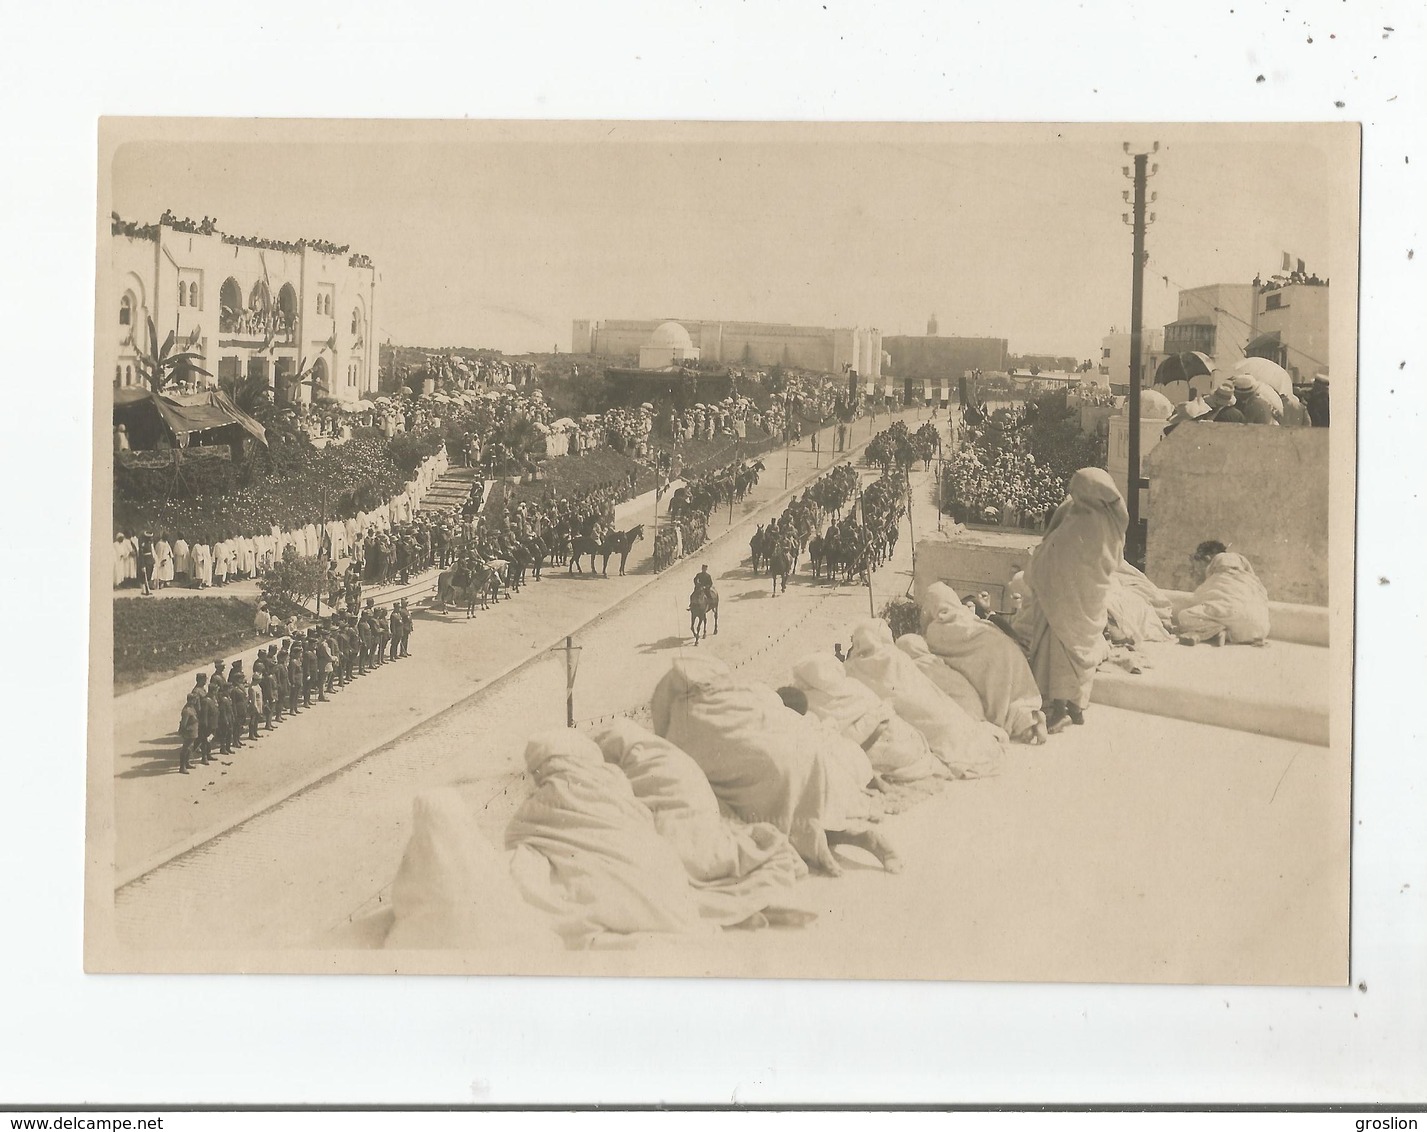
[688,561,719,641]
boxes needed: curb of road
[114,411,923,891]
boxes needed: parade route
[108,411,921,880]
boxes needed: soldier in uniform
[374,609,391,666]
[286,643,304,715]
[258,647,277,730]
[214,675,234,755]
[310,630,331,702]
[244,666,264,741]
[271,645,288,723]
[300,638,316,708]
[210,659,228,700]
[343,617,360,681]
[177,692,200,774]
[355,612,371,675]
[196,680,217,764]
[397,600,413,658]
[322,626,338,696]
[227,662,248,749]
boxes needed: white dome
[648,321,694,351]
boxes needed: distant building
[882,335,1008,381]
[1247,278,1330,381]
[108,215,377,403]
[1100,327,1166,391]
[927,313,939,336]
[1162,283,1257,360]
[638,321,701,369]
[573,318,882,379]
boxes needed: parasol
[1153,351,1216,386]
[1230,356,1294,398]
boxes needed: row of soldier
[175,600,415,773]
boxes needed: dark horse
[689,585,719,644]
[768,543,791,596]
[568,524,645,577]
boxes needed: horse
[768,543,791,596]
[749,524,767,574]
[600,524,644,576]
[807,534,824,579]
[436,562,495,617]
[567,531,604,575]
[689,586,719,644]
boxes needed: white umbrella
[1231,357,1294,397]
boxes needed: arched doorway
[277,283,298,343]
[219,278,243,333]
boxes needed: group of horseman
[748,471,908,592]
[438,488,647,614]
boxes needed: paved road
[107,410,924,879]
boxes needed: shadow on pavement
[639,635,692,654]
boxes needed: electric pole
[1123,142,1158,566]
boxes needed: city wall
[1144,424,1330,605]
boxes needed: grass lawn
[113,596,263,694]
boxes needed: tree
[134,316,213,392]
[259,546,325,615]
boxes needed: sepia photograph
[86,118,1358,983]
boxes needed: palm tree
[134,317,212,392]
[483,416,546,476]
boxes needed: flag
[1282,251,1292,271]
[1297,258,1306,274]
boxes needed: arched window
[219,278,243,333]
[119,294,132,326]
[115,365,122,384]
[189,282,199,308]
[178,281,186,307]
[124,365,132,385]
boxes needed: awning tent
[113,387,267,450]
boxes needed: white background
[0,0,1423,1107]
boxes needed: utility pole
[1123,142,1159,566]
[858,483,876,617]
[561,635,580,728]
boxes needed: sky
[110,121,1354,359]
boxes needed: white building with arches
[106,216,378,404]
